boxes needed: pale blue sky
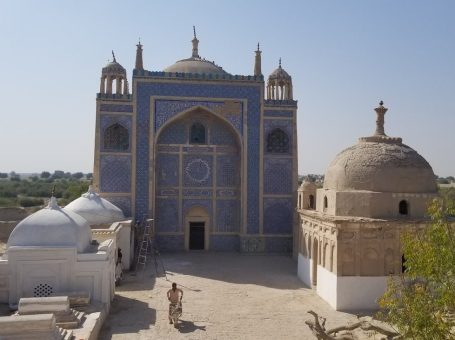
[0,1,454,176]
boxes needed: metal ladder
[134,219,168,280]
[136,218,154,270]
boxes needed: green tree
[378,198,455,339]
[72,172,84,180]
[40,171,51,179]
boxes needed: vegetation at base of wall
[0,171,92,208]
[377,197,455,339]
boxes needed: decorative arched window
[104,123,129,151]
[309,195,315,209]
[190,122,206,144]
[298,195,302,209]
[323,196,328,210]
[399,200,408,215]
[267,128,289,153]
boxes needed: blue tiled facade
[95,57,297,253]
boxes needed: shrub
[18,197,44,207]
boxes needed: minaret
[374,100,388,136]
[135,39,143,70]
[192,26,200,58]
[254,42,262,76]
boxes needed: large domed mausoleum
[296,102,438,311]
[93,29,298,253]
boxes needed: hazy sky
[0,1,454,176]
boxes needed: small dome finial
[257,42,260,51]
[374,100,388,136]
[279,57,282,67]
[112,50,116,63]
[191,26,200,58]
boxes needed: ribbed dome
[323,140,437,193]
[7,197,92,253]
[164,57,228,75]
[269,65,291,80]
[102,60,126,75]
[64,186,125,225]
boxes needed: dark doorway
[189,222,205,250]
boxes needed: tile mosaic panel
[263,198,293,234]
[263,158,292,194]
[156,154,179,187]
[155,198,179,232]
[100,155,131,193]
[183,155,213,187]
[216,199,240,232]
[99,104,133,113]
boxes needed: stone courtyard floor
[100,252,362,340]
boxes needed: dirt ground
[100,252,362,340]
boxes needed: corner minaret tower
[254,43,262,76]
[135,39,143,70]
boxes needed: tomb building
[93,31,298,252]
[296,102,438,310]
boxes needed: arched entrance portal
[312,238,318,286]
[185,206,210,250]
[153,106,242,251]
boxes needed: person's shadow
[177,320,207,333]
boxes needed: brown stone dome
[323,140,437,193]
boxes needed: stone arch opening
[399,200,409,215]
[190,122,206,144]
[104,123,129,151]
[309,195,315,209]
[323,196,328,211]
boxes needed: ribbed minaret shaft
[254,43,262,76]
[135,40,143,70]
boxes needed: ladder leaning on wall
[134,218,168,280]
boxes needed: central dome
[164,57,228,75]
[164,28,229,75]
[324,141,437,193]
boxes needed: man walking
[167,282,183,324]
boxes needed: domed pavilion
[296,102,438,311]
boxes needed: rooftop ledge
[133,69,264,82]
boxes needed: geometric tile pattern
[210,235,240,251]
[99,104,133,113]
[210,120,237,145]
[155,198,179,232]
[157,121,186,144]
[135,82,261,232]
[156,154,179,187]
[216,199,240,232]
[263,119,293,154]
[263,158,292,194]
[155,99,243,134]
[103,196,132,217]
[100,155,131,192]
[263,198,293,234]
[263,110,293,118]
[216,155,240,187]
[100,115,132,152]
[183,155,213,187]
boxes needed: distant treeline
[0,171,91,208]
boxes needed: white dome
[7,197,92,253]
[64,186,125,225]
